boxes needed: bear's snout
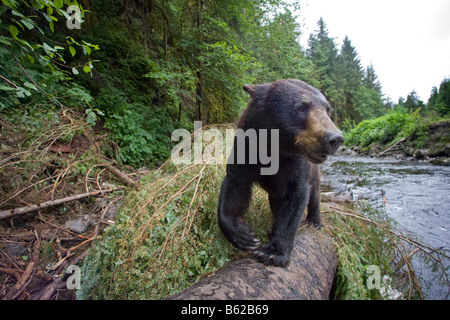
[323,131,344,154]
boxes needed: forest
[1,0,449,300]
[1,0,449,167]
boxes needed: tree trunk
[170,227,337,300]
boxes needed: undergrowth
[344,109,421,148]
[0,107,114,211]
[323,202,405,299]
[78,161,270,299]
[77,125,270,299]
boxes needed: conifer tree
[306,18,339,118]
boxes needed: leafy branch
[0,0,99,101]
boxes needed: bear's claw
[253,243,290,267]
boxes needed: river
[321,155,450,299]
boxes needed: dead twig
[4,261,36,300]
[36,215,90,240]
[0,188,122,221]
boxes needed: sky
[297,0,450,103]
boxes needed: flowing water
[321,155,450,299]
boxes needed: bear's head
[243,79,343,164]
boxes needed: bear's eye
[297,105,306,113]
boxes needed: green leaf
[16,38,34,51]
[43,42,56,54]
[54,0,64,9]
[69,45,76,57]
[21,18,35,30]
[23,81,37,90]
[85,109,97,126]
[11,10,25,19]
[26,54,35,63]
[31,0,43,10]
[82,45,91,55]
[49,20,54,33]
[16,87,32,98]
[83,65,91,73]
[72,67,79,75]
[0,6,8,15]
[0,85,16,91]
[43,13,52,22]
[9,25,19,37]
[38,57,49,66]
[0,36,11,46]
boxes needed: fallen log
[0,188,122,221]
[170,227,337,300]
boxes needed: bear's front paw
[253,243,290,267]
[306,215,322,229]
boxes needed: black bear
[218,79,343,267]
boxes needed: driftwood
[378,137,406,156]
[0,188,122,221]
[170,227,337,300]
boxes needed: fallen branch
[379,137,406,156]
[33,278,66,300]
[0,188,122,221]
[5,261,36,300]
[102,161,137,187]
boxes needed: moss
[78,125,272,299]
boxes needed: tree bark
[170,227,337,300]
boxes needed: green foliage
[353,86,385,120]
[0,0,99,134]
[344,109,420,148]
[1,1,393,169]
[104,103,174,167]
[326,203,397,300]
[404,90,425,112]
[249,8,309,83]
[197,41,258,123]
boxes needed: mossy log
[170,227,337,300]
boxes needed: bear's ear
[243,83,269,98]
[243,84,255,94]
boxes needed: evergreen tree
[428,86,439,109]
[249,8,309,83]
[337,36,363,121]
[405,90,425,111]
[436,78,450,115]
[306,18,339,118]
[429,78,450,115]
[363,64,382,94]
